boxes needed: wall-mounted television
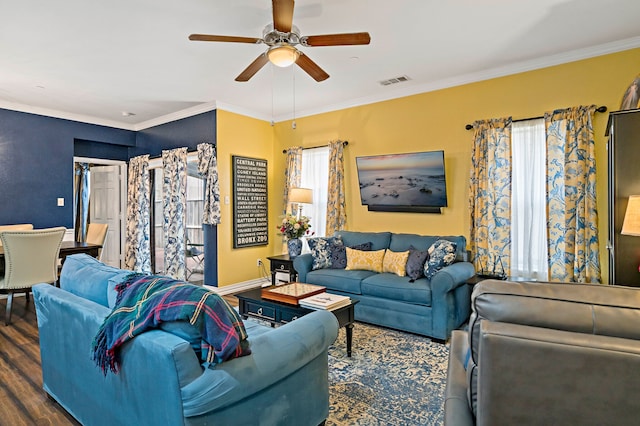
[355,150,448,213]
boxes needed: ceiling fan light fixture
[267,45,300,67]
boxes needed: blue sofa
[294,231,475,341]
[32,254,339,426]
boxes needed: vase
[287,238,303,258]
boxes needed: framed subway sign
[232,155,268,248]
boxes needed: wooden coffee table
[236,287,359,357]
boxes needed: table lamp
[622,195,640,236]
[621,195,640,272]
[289,187,313,219]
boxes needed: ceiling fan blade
[296,53,329,82]
[189,34,262,44]
[235,53,269,82]
[303,32,371,47]
[272,0,295,33]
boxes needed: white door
[90,165,122,267]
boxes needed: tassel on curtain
[74,162,90,243]
[469,118,513,274]
[545,105,601,283]
[326,140,347,234]
[197,143,221,225]
[162,147,187,280]
[125,155,151,273]
[283,147,303,214]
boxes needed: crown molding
[0,100,138,130]
[273,36,640,122]
[3,37,640,128]
[132,102,218,130]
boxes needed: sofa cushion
[331,241,372,269]
[382,249,409,277]
[424,240,457,279]
[346,248,385,273]
[307,236,342,270]
[306,268,375,294]
[60,253,135,307]
[335,231,391,251]
[361,273,431,305]
[406,245,429,281]
[390,233,468,262]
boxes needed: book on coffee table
[261,282,326,305]
[299,293,351,311]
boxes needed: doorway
[73,157,127,267]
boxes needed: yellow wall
[215,110,275,286]
[215,48,640,287]
[269,47,640,284]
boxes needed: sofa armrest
[444,330,474,426]
[431,262,476,294]
[180,309,339,416]
[33,283,198,425]
[430,262,475,340]
[476,320,640,426]
[293,253,314,282]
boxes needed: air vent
[379,75,411,86]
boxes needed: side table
[267,254,297,286]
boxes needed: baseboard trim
[205,278,271,296]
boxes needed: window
[510,119,548,280]
[301,147,329,237]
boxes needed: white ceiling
[2,0,640,131]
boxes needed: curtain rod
[282,140,349,154]
[146,147,205,161]
[464,106,607,130]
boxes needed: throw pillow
[307,236,342,270]
[406,245,429,282]
[345,247,385,273]
[331,241,373,269]
[382,249,410,277]
[424,239,458,279]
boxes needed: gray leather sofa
[445,279,640,426]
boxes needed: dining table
[0,240,102,267]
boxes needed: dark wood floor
[0,293,239,425]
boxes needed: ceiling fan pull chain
[292,65,296,130]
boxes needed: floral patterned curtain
[124,155,151,273]
[197,143,221,225]
[326,140,347,234]
[283,147,302,214]
[545,105,600,283]
[469,118,512,274]
[162,147,187,279]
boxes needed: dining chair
[0,224,33,247]
[0,227,65,325]
[86,223,108,261]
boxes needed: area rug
[327,323,449,426]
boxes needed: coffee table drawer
[280,308,306,324]
[245,302,276,321]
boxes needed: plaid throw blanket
[92,274,251,375]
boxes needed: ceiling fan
[188,0,371,82]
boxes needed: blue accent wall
[0,108,219,285]
[131,111,216,158]
[0,108,135,228]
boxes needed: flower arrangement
[278,213,313,239]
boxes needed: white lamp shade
[622,195,640,236]
[267,45,300,67]
[289,187,313,204]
